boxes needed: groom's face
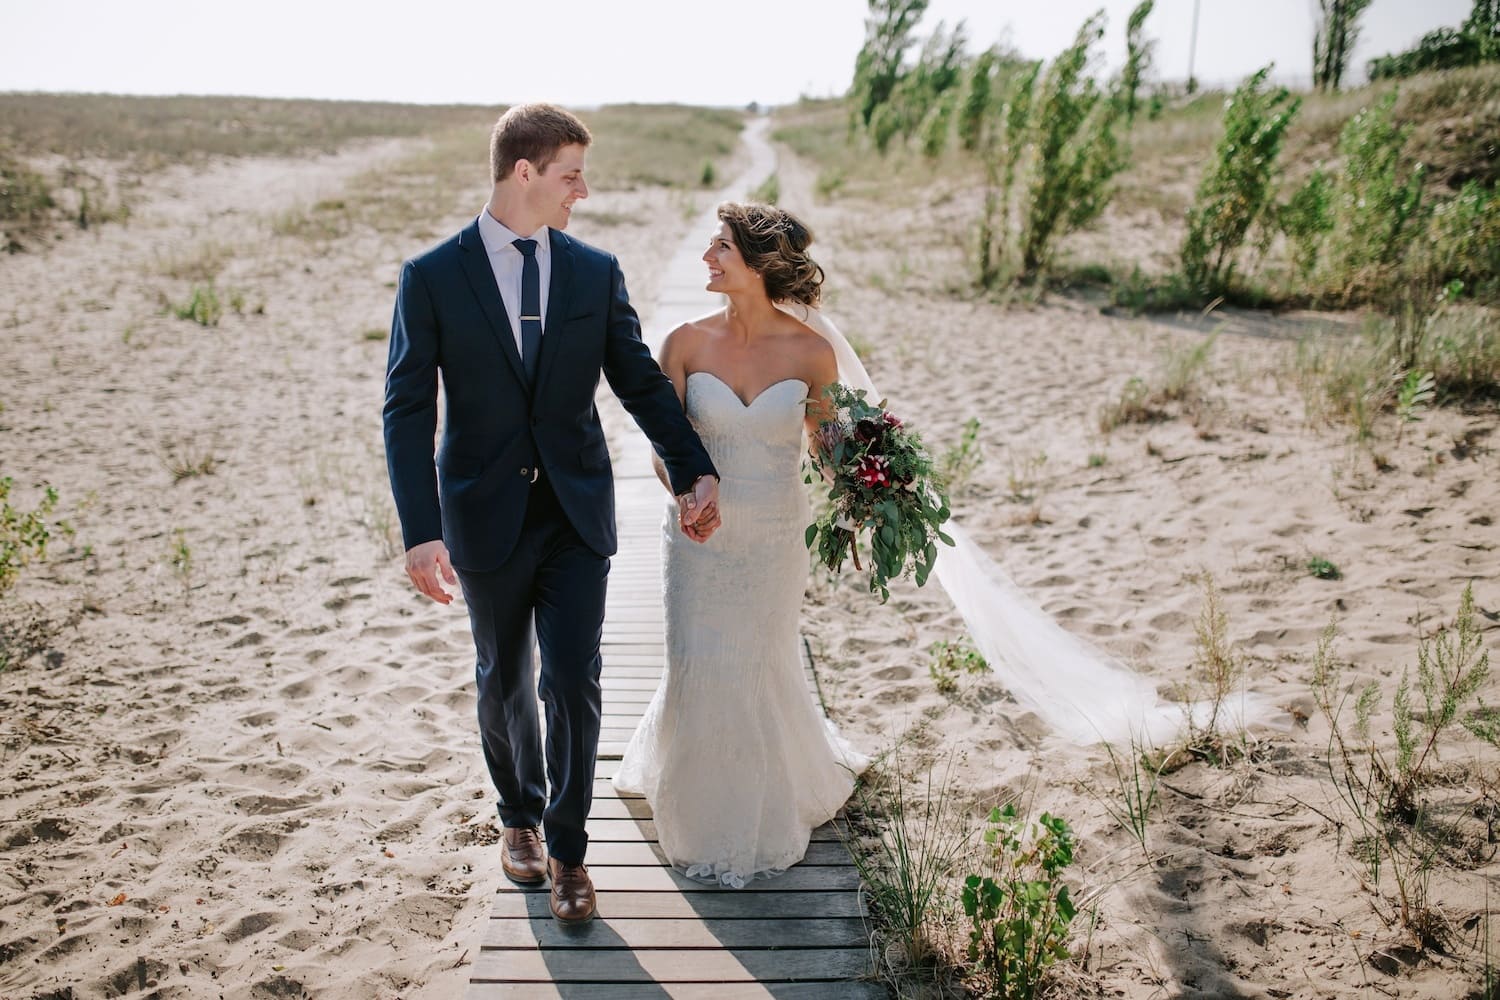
[528,143,589,231]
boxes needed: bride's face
[702,221,758,295]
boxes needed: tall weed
[1017,13,1124,278]
[1312,588,1495,948]
[843,748,971,973]
[1180,67,1301,297]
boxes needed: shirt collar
[478,208,549,255]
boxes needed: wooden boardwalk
[465,122,882,998]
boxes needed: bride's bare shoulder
[664,311,726,345]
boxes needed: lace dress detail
[612,372,870,888]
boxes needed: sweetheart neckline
[685,371,810,410]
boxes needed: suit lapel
[457,219,528,390]
[533,228,574,397]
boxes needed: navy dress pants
[455,475,607,865]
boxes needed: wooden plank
[600,666,664,679]
[600,657,666,669]
[602,677,666,691]
[581,839,853,867]
[482,916,868,949]
[602,693,656,706]
[601,607,664,620]
[467,982,888,1000]
[495,864,859,893]
[582,818,845,844]
[486,890,867,920]
[469,946,872,983]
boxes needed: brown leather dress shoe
[548,857,596,923]
[501,826,547,885]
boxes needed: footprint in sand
[1148,610,1190,631]
[278,679,316,699]
[406,636,455,655]
[3,817,74,849]
[238,710,278,728]
[872,665,912,681]
[221,911,278,943]
[222,823,296,861]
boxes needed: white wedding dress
[612,371,870,888]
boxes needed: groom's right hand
[405,539,457,605]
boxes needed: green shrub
[1116,1,1156,126]
[870,101,902,154]
[1316,91,1428,303]
[957,48,999,152]
[850,0,931,129]
[173,285,223,327]
[1,478,58,599]
[1,152,55,252]
[1368,1,1500,81]
[1180,67,1301,298]
[962,803,1078,999]
[1018,13,1126,277]
[1420,181,1500,301]
[1280,167,1335,279]
[975,61,1040,288]
[938,417,984,494]
[928,636,988,695]
[919,90,955,158]
[748,172,780,206]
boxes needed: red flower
[857,454,892,489]
[882,412,903,430]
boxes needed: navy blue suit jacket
[383,219,717,572]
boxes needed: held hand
[677,475,722,543]
[405,539,457,604]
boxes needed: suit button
[519,467,530,477]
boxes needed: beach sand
[774,135,1499,997]
[1,118,1496,1000]
[0,136,711,999]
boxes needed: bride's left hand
[678,475,721,542]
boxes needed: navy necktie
[512,237,542,386]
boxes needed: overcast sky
[0,1,1472,107]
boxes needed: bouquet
[804,384,953,602]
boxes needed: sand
[774,135,1499,997]
[1,115,1496,1000]
[0,136,711,999]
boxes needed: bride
[612,203,870,888]
[614,199,1233,888]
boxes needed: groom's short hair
[491,103,592,183]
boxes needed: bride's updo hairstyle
[716,202,824,307]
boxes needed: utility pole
[1187,0,1201,93]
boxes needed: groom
[383,103,721,923]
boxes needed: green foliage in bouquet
[805,384,953,602]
